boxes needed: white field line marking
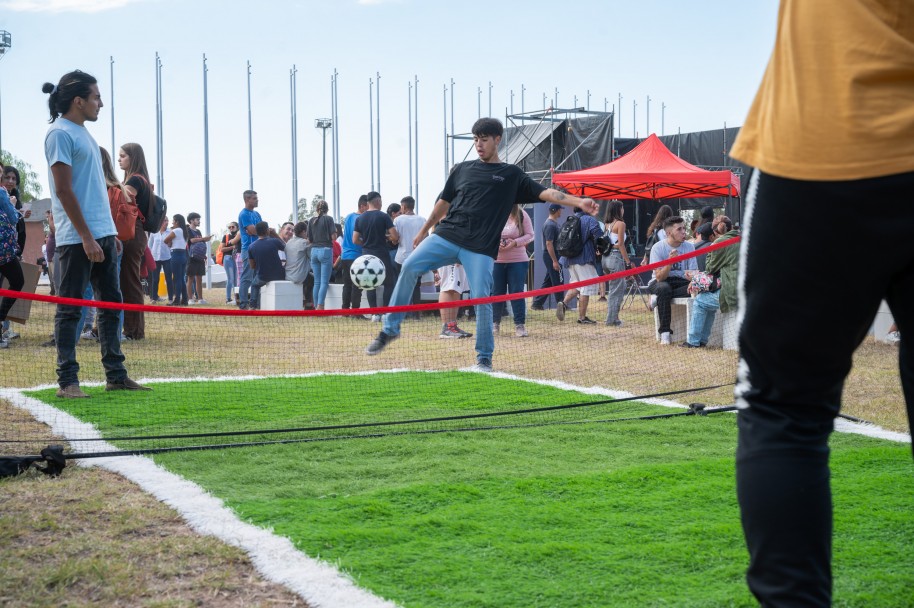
[1,386,398,608]
[2,371,909,607]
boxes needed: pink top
[495,209,534,264]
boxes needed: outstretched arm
[539,189,598,215]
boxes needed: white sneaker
[648,295,658,311]
[493,322,500,335]
[515,324,528,338]
[196,298,209,305]
[4,330,20,340]
[188,298,199,305]
[0,337,9,349]
[660,331,671,345]
[885,330,901,344]
[370,314,382,322]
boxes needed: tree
[0,150,42,202]
[289,194,323,223]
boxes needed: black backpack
[142,192,167,234]
[137,175,168,233]
[555,214,584,258]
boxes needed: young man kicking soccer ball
[365,117,597,371]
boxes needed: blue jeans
[603,250,626,324]
[239,248,253,306]
[169,249,189,304]
[311,247,333,306]
[686,290,719,346]
[382,234,494,363]
[223,255,237,302]
[492,261,527,326]
[55,237,127,387]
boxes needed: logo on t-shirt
[492,175,505,182]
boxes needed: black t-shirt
[434,160,547,258]
[248,237,286,283]
[126,175,152,221]
[354,209,394,256]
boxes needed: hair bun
[42,82,56,94]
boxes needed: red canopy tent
[552,134,741,200]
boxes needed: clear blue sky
[0,0,778,234]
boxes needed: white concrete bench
[654,296,737,351]
[324,283,378,310]
[260,281,303,311]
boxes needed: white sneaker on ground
[370,314,382,322]
[660,331,671,345]
[493,322,500,335]
[0,337,9,349]
[4,330,20,339]
[515,324,528,338]
[885,330,901,344]
[188,298,199,305]
[196,298,209,305]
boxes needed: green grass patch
[29,373,914,607]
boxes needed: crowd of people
[3,5,910,601]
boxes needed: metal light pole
[0,31,10,152]
[662,102,667,136]
[618,93,622,137]
[315,118,332,200]
[155,53,164,196]
[369,77,375,190]
[414,74,419,208]
[109,56,115,155]
[376,71,381,193]
[477,86,481,119]
[449,78,455,168]
[202,54,211,287]
[246,60,254,189]
[408,81,413,197]
[646,95,651,135]
[488,81,492,117]
[633,99,637,138]
[290,66,299,217]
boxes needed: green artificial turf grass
[28,373,914,607]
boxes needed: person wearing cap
[691,221,716,272]
[530,203,565,310]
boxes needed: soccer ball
[350,254,386,290]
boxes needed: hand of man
[413,230,427,250]
[580,198,598,215]
[552,260,560,271]
[83,238,105,263]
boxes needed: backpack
[136,176,167,233]
[643,228,661,256]
[108,185,138,242]
[555,214,584,258]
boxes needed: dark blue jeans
[492,261,528,326]
[531,257,564,308]
[55,236,127,387]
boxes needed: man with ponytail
[43,70,149,398]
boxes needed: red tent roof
[552,134,741,200]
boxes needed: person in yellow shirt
[730,1,914,606]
